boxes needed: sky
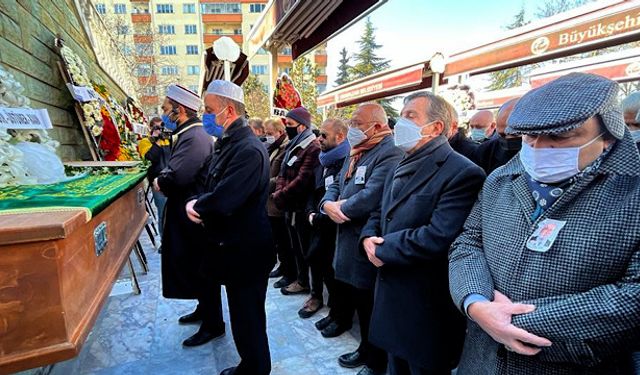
[324,0,558,89]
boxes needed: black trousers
[269,216,296,280]
[346,283,387,372]
[388,354,450,375]
[285,211,310,287]
[226,279,271,375]
[308,243,336,301]
[196,283,224,333]
[328,279,356,326]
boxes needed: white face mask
[264,135,276,145]
[519,133,603,183]
[394,117,434,152]
[347,124,375,147]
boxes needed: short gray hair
[218,96,246,117]
[403,91,452,135]
[621,92,640,116]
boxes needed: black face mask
[285,126,299,140]
[499,136,522,151]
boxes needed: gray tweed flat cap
[506,72,624,139]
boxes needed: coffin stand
[0,181,148,374]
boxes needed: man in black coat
[447,107,478,160]
[361,91,486,375]
[186,80,275,375]
[298,119,350,319]
[153,84,223,347]
[471,98,522,175]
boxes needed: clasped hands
[468,291,552,356]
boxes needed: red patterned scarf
[345,129,392,179]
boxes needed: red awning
[445,0,640,77]
[318,63,439,108]
[529,47,640,87]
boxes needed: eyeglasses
[319,132,328,139]
[348,120,376,128]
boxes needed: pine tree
[488,5,530,90]
[242,74,270,120]
[335,48,351,86]
[350,18,397,118]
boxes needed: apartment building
[93,1,328,113]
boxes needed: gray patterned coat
[449,132,640,374]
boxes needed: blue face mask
[161,113,177,131]
[469,128,487,142]
[203,113,224,138]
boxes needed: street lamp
[213,37,241,81]
[429,52,446,93]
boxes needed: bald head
[354,103,388,126]
[469,110,496,140]
[496,98,519,137]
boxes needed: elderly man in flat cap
[186,80,275,375]
[449,72,640,374]
[153,84,224,347]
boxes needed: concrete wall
[0,0,129,161]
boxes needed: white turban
[206,80,244,105]
[166,84,201,111]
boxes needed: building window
[186,45,198,55]
[183,3,196,14]
[189,85,199,93]
[95,3,106,14]
[135,43,153,56]
[158,25,175,34]
[187,66,200,75]
[200,3,241,14]
[251,65,267,75]
[156,4,174,14]
[257,47,268,55]
[135,64,151,77]
[211,28,222,35]
[121,45,133,56]
[160,45,177,55]
[144,86,157,96]
[282,67,291,75]
[114,3,126,14]
[185,25,197,34]
[249,3,265,13]
[317,84,327,93]
[234,29,242,35]
[161,66,179,75]
[281,47,292,55]
[117,25,129,35]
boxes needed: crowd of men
[140,72,640,375]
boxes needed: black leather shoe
[338,350,366,368]
[178,310,201,324]
[273,276,292,289]
[269,267,283,278]
[219,367,237,375]
[321,321,351,338]
[356,366,383,375]
[182,328,225,347]
[315,316,333,331]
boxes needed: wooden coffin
[0,181,148,374]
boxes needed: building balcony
[131,13,151,23]
[203,33,243,44]
[140,95,159,105]
[277,55,292,63]
[316,75,327,84]
[202,14,242,23]
[138,75,157,85]
[314,54,327,66]
[135,55,154,63]
[133,34,152,43]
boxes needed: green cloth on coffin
[0,172,147,220]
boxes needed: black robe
[157,117,214,298]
